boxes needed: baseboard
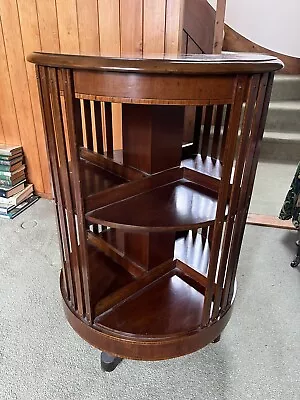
[36,191,53,200]
[247,213,296,230]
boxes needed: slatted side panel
[196,73,274,327]
[0,0,181,196]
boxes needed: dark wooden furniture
[29,52,282,371]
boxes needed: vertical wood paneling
[36,0,60,53]
[76,0,100,55]
[0,0,185,195]
[0,115,5,144]
[165,0,184,56]
[0,0,44,191]
[98,0,120,56]
[17,0,51,195]
[143,0,167,56]
[0,21,20,145]
[120,0,143,57]
[56,0,80,54]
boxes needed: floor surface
[250,160,298,216]
[0,199,299,400]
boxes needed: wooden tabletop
[28,51,283,74]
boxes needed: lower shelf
[94,265,204,337]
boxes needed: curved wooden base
[62,286,235,361]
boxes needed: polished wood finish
[223,24,300,75]
[30,52,281,362]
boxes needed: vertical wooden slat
[36,0,60,52]
[94,101,104,154]
[165,0,184,56]
[211,75,260,320]
[17,0,51,195]
[213,0,227,54]
[61,68,92,321]
[76,0,100,55]
[105,102,114,157]
[49,68,85,316]
[37,66,75,306]
[56,0,80,54]
[98,0,120,57]
[0,20,20,145]
[73,97,83,148]
[221,73,272,310]
[83,101,93,150]
[220,104,231,161]
[201,76,247,327]
[120,0,143,57]
[211,104,224,159]
[143,0,166,56]
[0,0,44,192]
[192,106,203,154]
[201,105,214,158]
[112,104,123,151]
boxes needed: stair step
[271,75,300,102]
[260,131,300,162]
[265,101,300,132]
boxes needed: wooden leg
[212,335,221,343]
[101,352,123,372]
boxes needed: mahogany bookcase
[29,52,282,371]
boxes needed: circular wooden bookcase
[29,52,282,364]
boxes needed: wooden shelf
[181,154,222,179]
[88,227,211,278]
[94,262,205,337]
[86,167,221,232]
[80,159,126,198]
[87,244,134,309]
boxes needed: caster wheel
[101,352,123,372]
[212,335,221,343]
[291,256,300,268]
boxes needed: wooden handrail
[213,0,227,54]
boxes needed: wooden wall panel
[56,0,80,54]
[36,0,60,53]
[165,0,184,56]
[0,20,20,145]
[120,0,143,57]
[0,0,184,196]
[17,0,51,194]
[77,0,100,55]
[0,113,5,144]
[143,0,167,56]
[98,0,120,56]
[0,0,44,192]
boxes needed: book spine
[0,179,13,186]
[0,165,10,172]
[0,175,12,181]
[0,159,10,166]
[0,170,12,177]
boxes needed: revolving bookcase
[29,52,282,370]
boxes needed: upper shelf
[86,166,222,232]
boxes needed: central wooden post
[122,104,185,270]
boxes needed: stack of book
[0,144,39,219]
